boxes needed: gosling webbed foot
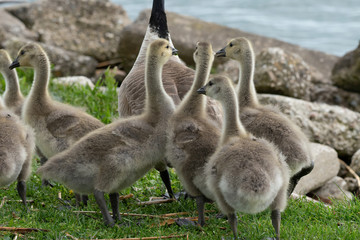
[94,189,114,226]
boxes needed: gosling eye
[20,50,25,55]
[208,81,213,86]
[166,45,169,49]
[229,42,233,47]
[6,114,11,118]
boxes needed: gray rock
[294,143,340,195]
[0,8,38,47]
[6,0,131,62]
[311,176,353,202]
[254,47,319,101]
[350,149,360,176]
[331,41,360,93]
[344,177,358,192]
[117,9,338,79]
[4,39,98,77]
[258,94,360,158]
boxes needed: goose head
[0,49,12,72]
[147,39,178,65]
[193,41,214,64]
[9,43,45,70]
[197,76,234,101]
[215,37,253,61]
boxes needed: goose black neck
[149,0,169,39]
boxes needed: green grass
[1,70,360,239]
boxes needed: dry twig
[137,198,175,205]
[96,234,188,240]
[338,159,360,189]
[0,227,49,234]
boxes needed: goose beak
[215,47,226,57]
[197,87,206,95]
[9,58,20,70]
[172,47,178,56]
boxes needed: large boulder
[254,47,320,101]
[4,39,98,77]
[258,94,360,158]
[118,9,338,78]
[331,41,360,93]
[0,8,38,48]
[5,0,131,62]
[293,143,340,195]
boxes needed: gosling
[37,39,177,226]
[0,109,35,206]
[216,37,313,194]
[198,76,289,240]
[166,41,220,225]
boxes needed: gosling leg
[196,195,206,226]
[288,162,314,196]
[271,209,281,240]
[159,169,174,198]
[109,192,121,221]
[94,189,114,226]
[17,180,27,207]
[228,213,238,239]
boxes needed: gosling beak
[215,47,226,57]
[172,47,178,56]
[9,58,20,70]
[197,87,206,95]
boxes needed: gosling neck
[29,54,51,102]
[177,57,212,116]
[219,88,248,145]
[144,55,174,119]
[3,67,23,106]
[235,50,259,108]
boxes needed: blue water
[113,0,360,56]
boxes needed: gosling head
[215,37,254,61]
[0,50,12,72]
[197,76,234,101]
[147,39,178,66]
[193,41,215,64]
[9,43,46,70]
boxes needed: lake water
[113,0,360,56]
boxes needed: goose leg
[94,189,114,226]
[159,169,174,198]
[271,209,281,240]
[109,192,121,221]
[17,180,27,207]
[228,213,238,239]
[288,162,314,196]
[75,194,88,206]
[196,195,206,226]
[82,194,88,206]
